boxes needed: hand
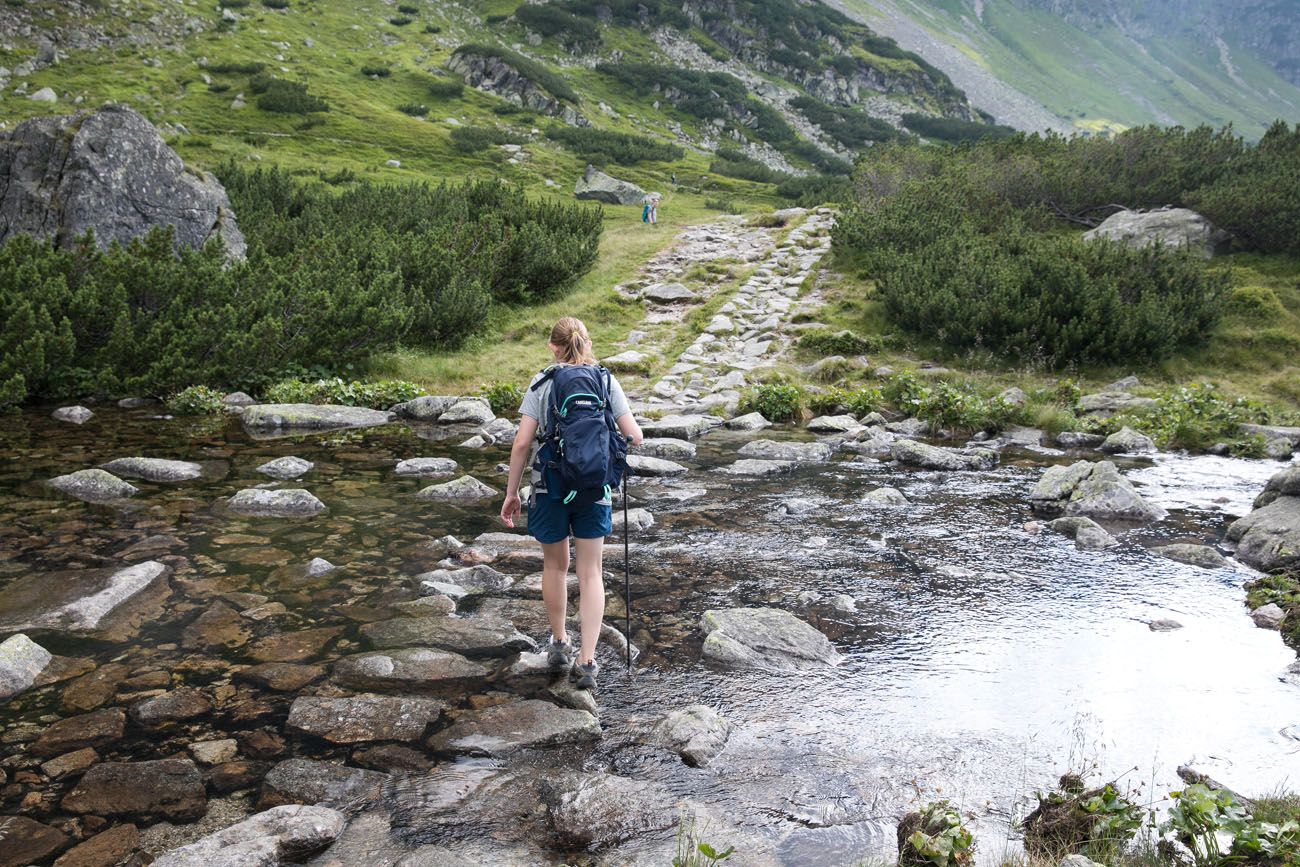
[500,493,521,528]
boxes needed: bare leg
[541,540,571,643]
[573,536,605,664]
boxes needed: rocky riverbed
[1,394,1298,865]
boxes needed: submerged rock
[417,564,514,597]
[1148,619,1184,632]
[152,804,347,867]
[0,560,170,637]
[574,164,646,205]
[862,486,909,507]
[47,468,139,502]
[332,648,490,692]
[415,475,498,500]
[100,456,202,481]
[256,456,314,480]
[543,771,677,849]
[31,708,125,757]
[891,440,997,471]
[235,662,325,692]
[0,816,69,866]
[0,633,53,701]
[427,699,600,757]
[361,616,535,657]
[739,439,833,463]
[287,694,445,744]
[241,403,395,432]
[227,488,325,517]
[1154,544,1228,569]
[62,757,206,821]
[259,758,389,810]
[129,688,212,728]
[700,607,841,671]
[650,705,731,767]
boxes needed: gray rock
[52,405,94,424]
[885,417,930,437]
[394,457,460,477]
[700,607,841,671]
[287,694,444,744]
[806,414,859,433]
[634,438,697,460]
[605,349,649,370]
[427,699,600,756]
[189,739,238,766]
[1048,516,1108,541]
[448,49,587,126]
[152,804,347,867]
[573,164,645,205]
[1106,376,1141,391]
[1100,426,1157,454]
[0,560,170,635]
[438,399,494,425]
[998,387,1029,407]
[259,758,389,810]
[1226,494,1300,572]
[241,403,395,432]
[862,486,909,507]
[415,475,498,500]
[222,390,256,407]
[611,507,655,533]
[333,648,489,692]
[776,497,817,516]
[725,411,771,431]
[1033,460,1165,522]
[129,688,212,727]
[843,436,896,459]
[48,468,139,502]
[1252,603,1286,630]
[62,757,206,821]
[543,771,677,848]
[650,705,731,767]
[0,633,52,700]
[1078,392,1159,415]
[227,488,325,517]
[256,456,314,480]
[1075,524,1119,551]
[416,565,513,596]
[1056,431,1106,449]
[1265,437,1295,460]
[641,282,698,303]
[0,104,245,258]
[1148,618,1184,632]
[719,458,794,476]
[101,457,203,482]
[390,395,459,421]
[891,440,997,471]
[1155,544,1228,569]
[626,454,688,477]
[1059,854,1108,867]
[28,86,58,102]
[361,616,536,657]
[639,414,720,439]
[1083,207,1230,258]
[739,439,833,463]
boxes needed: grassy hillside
[841,0,1300,137]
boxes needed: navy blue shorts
[527,495,612,544]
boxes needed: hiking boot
[544,635,574,668]
[570,658,599,691]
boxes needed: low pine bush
[208,61,265,74]
[257,78,329,113]
[449,125,518,153]
[263,378,423,408]
[167,385,226,415]
[397,3,419,12]
[544,126,682,165]
[428,77,463,99]
[361,64,392,77]
[738,382,804,422]
[397,103,428,117]
[389,15,413,26]
[514,4,601,50]
[262,0,289,8]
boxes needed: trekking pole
[622,468,632,673]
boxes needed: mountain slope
[838,0,1300,137]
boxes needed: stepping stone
[227,488,325,517]
[650,705,731,767]
[738,439,833,463]
[256,456,314,480]
[151,804,347,867]
[1154,544,1228,569]
[332,648,489,692]
[719,459,793,476]
[634,438,697,460]
[725,412,771,431]
[626,454,688,477]
[416,475,497,500]
[642,282,697,303]
[426,699,600,757]
[360,616,535,657]
[415,565,513,597]
[390,395,459,421]
[241,404,395,432]
[891,440,997,471]
[805,415,859,433]
[700,607,840,671]
[437,399,494,425]
[862,486,909,507]
[48,469,139,503]
[101,457,203,482]
[286,694,445,744]
[639,414,722,440]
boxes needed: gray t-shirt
[519,364,631,501]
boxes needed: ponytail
[550,316,597,365]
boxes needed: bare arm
[500,415,539,527]
[616,412,643,446]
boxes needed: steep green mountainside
[0,0,987,204]
[836,0,1300,137]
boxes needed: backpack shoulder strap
[529,365,560,392]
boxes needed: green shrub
[797,329,874,356]
[217,0,249,7]
[428,77,464,98]
[479,381,524,414]
[1023,777,1143,864]
[775,174,853,206]
[257,78,329,113]
[545,126,682,165]
[1224,284,1288,321]
[484,13,507,24]
[738,382,804,422]
[790,95,901,147]
[809,385,882,416]
[389,15,413,25]
[1186,120,1300,255]
[449,125,518,153]
[208,82,231,93]
[514,4,601,49]
[1141,383,1273,454]
[899,801,974,867]
[263,377,423,408]
[209,61,265,74]
[262,0,289,8]
[703,198,740,214]
[453,43,577,103]
[247,71,274,94]
[901,113,1016,143]
[397,3,419,12]
[319,167,357,185]
[167,385,226,415]
[710,150,787,184]
[397,102,428,117]
[361,64,392,77]
[423,23,442,33]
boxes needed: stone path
[614,207,835,417]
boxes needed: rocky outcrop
[1083,208,1231,257]
[447,49,587,126]
[1031,460,1166,522]
[1227,466,1300,572]
[700,607,841,670]
[574,164,646,205]
[0,104,245,258]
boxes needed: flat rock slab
[739,439,833,463]
[227,488,325,517]
[152,804,347,867]
[650,705,731,767]
[52,405,94,424]
[891,440,997,471]
[245,626,344,664]
[31,708,126,757]
[256,456,315,480]
[700,607,841,671]
[437,399,494,425]
[48,468,139,502]
[100,457,202,482]
[235,663,325,692]
[395,457,459,477]
[634,438,697,460]
[416,475,498,500]
[62,757,206,821]
[641,282,698,303]
[427,699,600,757]
[1155,544,1228,569]
[626,454,688,477]
[639,414,721,440]
[391,395,459,421]
[129,688,212,727]
[719,458,794,476]
[287,694,445,744]
[415,565,512,597]
[1226,494,1300,572]
[806,415,860,433]
[361,616,536,657]
[543,771,677,849]
[0,560,170,637]
[258,758,389,811]
[332,648,489,692]
[241,404,395,432]
[0,633,53,701]
[726,411,771,431]
[0,816,70,866]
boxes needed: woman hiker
[499,317,643,690]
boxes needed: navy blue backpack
[531,364,628,507]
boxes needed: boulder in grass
[573,164,646,206]
[48,468,139,502]
[101,457,203,482]
[151,805,347,867]
[641,282,698,304]
[227,488,325,517]
[699,607,840,671]
[416,475,498,501]
[1082,207,1231,258]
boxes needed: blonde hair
[549,316,597,365]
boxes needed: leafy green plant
[808,385,883,416]
[900,801,975,867]
[738,382,804,422]
[263,378,423,409]
[167,385,226,415]
[1162,784,1251,867]
[673,810,735,867]
[479,381,523,415]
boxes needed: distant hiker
[649,198,658,224]
[671,171,677,185]
[500,317,643,690]
[642,200,650,223]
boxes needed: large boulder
[1077,392,1158,416]
[699,607,841,671]
[241,404,395,433]
[0,560,170,637]
[573,164,645,205]
[1031,460,1165,522]
[415,475,498,501]
[1082,207,1230,258]
[0,104,245,258]
[61,758,206,821]
[891,440,997,471]
[426,699,601,757]
[1099,426,1156,455]
[639,414,722,440]
[47,468,138,503]
[1251,465,1300,509]
[152,805,347,867]
[738,439,833,463]
[1227,488,1300,573]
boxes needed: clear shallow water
[2,409,1297,864]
